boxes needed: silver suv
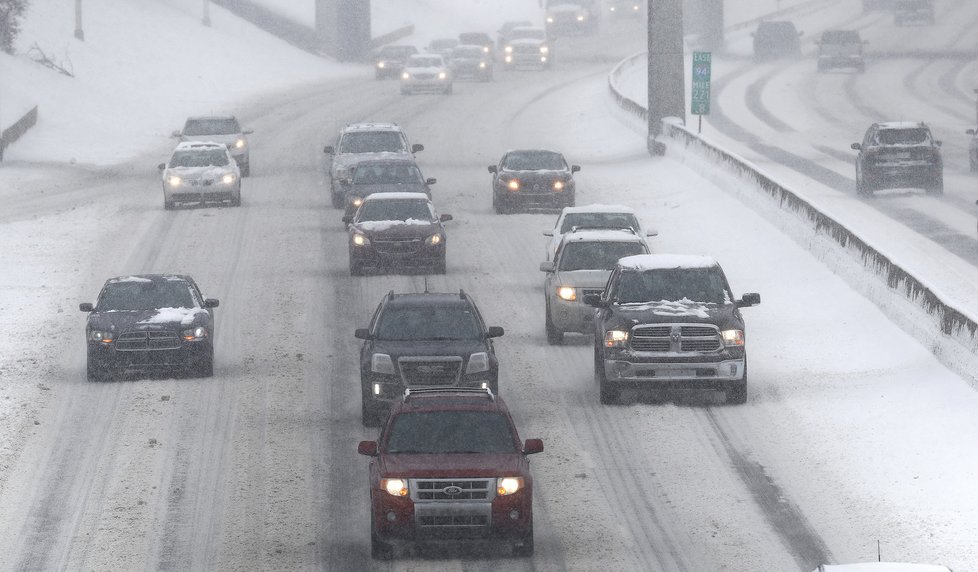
[539,229,649,344]
[323,123,424,208]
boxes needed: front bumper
[362,370,496,415]
[87,340,212,373]
[602,355,745,386]
[495,188,572,209]
[402,78,452,92]
[818,54,864,68]
[547,296,597,334]
[350,242,445,271]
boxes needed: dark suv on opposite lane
[355,291,504,426]
[357,387,543,559]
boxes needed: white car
[544,204,654,260]
[401,54,453,95]
[159,141,241,209]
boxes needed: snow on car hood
[379,452,523,476]
[181,133,238,146]
[355,218,434,232]
[165,165,233,179]
[89,307,208,331]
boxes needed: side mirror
[738,293,761,307]
[171,130,182,138]
[426,178,437,185]
[934,140,942,147]
[342,215,353,224]
[583,293,607,308]
[412,143,424,153]
[243,128,254,135]
[487,326,504,338]
[543,231,553,237]
[79,302,93,312]
[357,441,379,456]
[850,143,862,151]
[203,298,220,308]
[157,163,166,171]
[354,328,371,340]
[439,213,453,222]
[488,165,497,174]
[523,438,544,455]
[571,165,581,173]
[966,129,976,135]
[323,145,335,154]
[646,228,658,237]
[539,261,555,273]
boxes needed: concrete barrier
[0,106,39,162]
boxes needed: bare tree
[0,0,30,54]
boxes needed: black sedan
[489,149,580,213]
[341,158,435,219]
[344,192,452,275]
[80,274,219,380]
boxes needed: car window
[338,131,407,154]
[356,199,433,222]
[386,411,517,454]
[353,164,422,184]
[170,149,229,167]
[510,28,546,41]
[97,280,196,311]
[559,212,639,233]
[409,56,443,67]
[558,241,648,271]
[876,128,931,145]
[502,151,566,171]
[183,118,240,136]
[615,268,728,305]
[452,47,484,58]
[375,305,482,340]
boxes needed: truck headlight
[553,180,565,191]
[382,478,409,497]
[479,61,486,69]
[466,352,489,374]
[506,179,520,191]
[721,329,745,347]
[352,233,370,247]
[497,477,524,495]
[604,330,629,347]
[556,286,576,301]
[182,326,208,341]
[371,353,395,374]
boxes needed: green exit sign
[691,51,711,116]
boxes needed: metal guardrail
[606,54,978,362]
[0,106,39,162]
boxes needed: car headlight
[222,173,236,185]
[167,175,182,187]
[557,286,576,301]
[540,46,549,54]
[89,330,113,343]
[371,353,395,374]
[438,71,447,80]
[377,61,386,68]
[604,330,629,348]
[482,46,489,53]
[506,179,520,191]
[553,180,565,191]
[577,14,586,21]
[402,71,410,80]
[505,46,513,53]
[546,16,554,23]
[424,233,443,246]
[497,477,524,496]
[466,352,490,374]
[351,196,364,208]
[721,329,745,347]
[479,62,486,69]
[505,55,513,63]
[381,478,409,497]
[352,233,371,247]
[182,326,208,341]
[234,138,246,149]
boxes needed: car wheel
[816,61,825,73]
[726,366,748,404]
[164,197,175,210]
[350,260,365,276]
[512,520,534,557]
[595,349,619,404]
[86,358,110,382]
[239,162,250,177]
[492,193,507,214]
[545,302,564,345]
[926,174,943,195]
[400,87,410,95]
[434,255,447,275]
[970,154,977,173]
[230,190,241,207]
[370,512,394,560]
[195,351,214,378]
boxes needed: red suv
[357,387,543,559]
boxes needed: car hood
[405,66,445,74]
[379,452,524,476]
[348,183,429,197]
[165,165,234,179]
[88,308,210,332]
[333,151,411,172]
[181,134,239,146]
[353,219,440,238]
[368,338,488,357]
[614,300,742,329]
[553,269,613,288]
[501,168,568,178]
[509,39,546,47]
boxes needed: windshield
[97,280,196,311]
[386,411,517,454]
[615,268,728,305]
[353,163,422,185]
[183,118,240,136]
[876,128,931,145]
[502,151,566,171]
[558,241,647,271]
[356,199,433,222]
[169,149,229,168]
[409,56,443,67]
[375,305,482,340]
[452,47,484,59]
[338,131,407,154]
[559,212,639,233]
[510,28,546,41]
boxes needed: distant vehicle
[752,20,802,62]
[496,20,533,50]
[80,274,219,381]
[458,32,494,58]
[158,141,241,209]
[894,0,935,25]
[489,149,579,213]
[816,30,866,72]
[353,291,503,425]
[172,115,252,176]
[357,387,542,559]
[812,563,952,572]
[502,27,553,69]
[607,0,643,17]
[373,45,419,79]
[323,122,424,208]
[400,54,453,95]
[539,229,651,344]
[344,192,451,276]
[544,203,654,260]
[447,45,493,81]
[851,121,943,196]
[967,127,978,172]
[587,254,760,404]
[424,37,458,59]
[545,0,599,34]
[340,158,435,218]
[861,0,895,11]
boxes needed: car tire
[195,352,214,378]
[434,255,447,275]
[86,358,110,382]
[595,350,619,404]
[970,154,977,173]
[513,520,534,557]
[492,193,507,214]
[726,379,747,404]
[400,88,410,95]
[816,61,825,73]
[164,197,176,210]
[370,512,394,560]
[926,174,944,195]
[545,302,564,345]
[350,260,365,276]
[230,190,241,207]
[239,162,250,177]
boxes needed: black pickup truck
[586,254,760,404]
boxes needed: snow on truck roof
[617,254,717,270]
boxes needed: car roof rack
[403,386,495,402]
